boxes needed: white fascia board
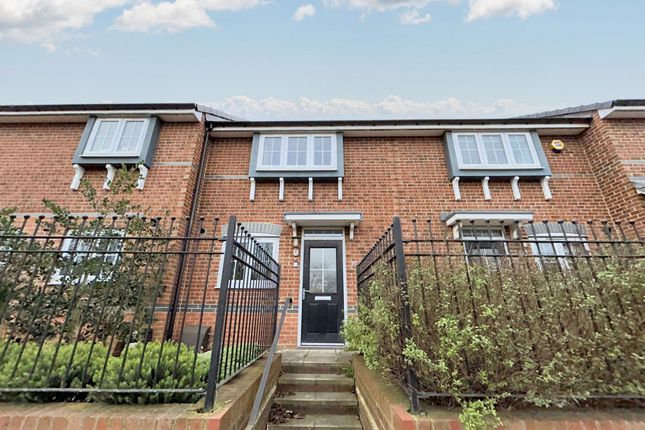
[210,123,588,138]
[598,106,645,119]
[444,212,533,226]
[284,212,362,227]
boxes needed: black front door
[301,240,344,344]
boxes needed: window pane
[287,137,307,166]
[482,135,508,165]
[313,136,332,166]
[308,247,337,293]
[116,120,145,153]
[457,135,480,165]
[89,121,119,153]
[508,134,535,164]
[262,137,282,166]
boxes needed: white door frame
[297,228,348,347]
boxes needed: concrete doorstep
[269,349,361,430]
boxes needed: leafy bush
[344,257,645,417]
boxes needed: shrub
[344,257,645,417]
[90,341,210,404]
[0,341,109,402]
[0,341,210,404]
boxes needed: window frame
[453,132,541,170]
[256,134,337,171]
[217,234,280,289]
[50,230,124,285]
[529,232,590,270]
[82,118,150,157]
[459,226,509,265]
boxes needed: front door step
[274,392,358,415]
[278,373,354,393]
[270,349,361,429]
[267,414,362,430]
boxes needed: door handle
[303,289,312,294]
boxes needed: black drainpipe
[164,121,213,340]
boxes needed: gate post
[204,215,237,412]
[392,217,421,413]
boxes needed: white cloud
[293,4,316,21]
[113,0,216,32]
[206,95,550,120]
[399,9,431,24]
[198,0,264,11]
[466,0,556,21]
[322,0,432,12]
[0,0,127,49]
[113,0,268,33]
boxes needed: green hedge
[0,341,209,404]
[344,258,645,408]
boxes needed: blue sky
[0,0,643,119]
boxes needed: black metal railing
[357,217,645,413]
[0,213,280,411]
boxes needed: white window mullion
[501,133,515,165]
[108,120,126,154]
[280,136,288,167]
[474,133,486,167]
[307,135,314,169]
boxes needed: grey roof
[518,99,645,119]
[0,102,240,121]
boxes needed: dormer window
[454,132,540,170]
[257,134,337,171]
[83,118,149,157]
[71,116,161,191]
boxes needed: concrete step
[281,361,347,375]
[278,373,354,393]
[274,392,358,415]
[267,414,362,430]
[280,349,354,375]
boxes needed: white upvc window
[218,235,280,288]
[51,231,123,285]
[83,118,149,157]
[460,227,508,265]
[257,134,337,171]
[454,132,541,170]
[529,232,590,270]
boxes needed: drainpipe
[164,121,213,340]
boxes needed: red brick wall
[0,120,207,340]
[2,117,642,347]
[0,121,205,218]
[580,114,645,224]
[198,133,614,346]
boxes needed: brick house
[0,100,643,347]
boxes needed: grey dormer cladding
[444,130,552,180]
[249,132,344,179]
[72,116,161,167]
